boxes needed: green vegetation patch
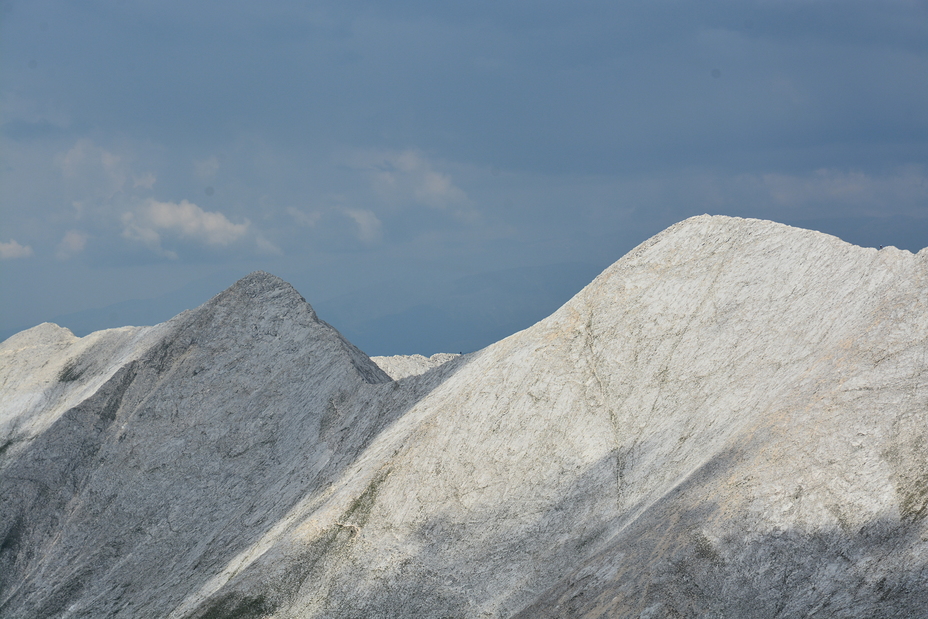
[58,360,83,382]
[197,593,276,619]
[898,471,928,522]
[692,531,724,566]
[341,467,392,528]
[883,437,928,522]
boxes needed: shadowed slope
[0,272,442,618]
[2,218,927,618]
[220,216,928,618]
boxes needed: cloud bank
[56,230,89,260]
[349,149,469,209]
[0,240,33,260]
[122,199,250,258]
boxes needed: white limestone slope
[371,352,460,380]
[0,322,168,460]
[221,214,928,618]
[2,216,928,618]
[0,273,397,618]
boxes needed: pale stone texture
[1,216,927,618]
[371,353,460,380]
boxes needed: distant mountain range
[2,215,927,618]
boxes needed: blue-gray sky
[2,0,927,354]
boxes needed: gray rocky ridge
[1,215,927,618]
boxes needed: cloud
[194,156,220,181]
[56,230,89,260]
[57,139,128,197]
[286,206,323,227]
[737,166,928,217]
[55,139,156,208]
[0,240,33,259]
[287,203,385,243]
[348,149,469,209]
[342,208,382,242]
[133,172,156,189]
[256,234,283,255]
[122,199,250,256]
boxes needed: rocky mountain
[1,215,927,618]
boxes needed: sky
[2,0,927,354]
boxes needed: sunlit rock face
[370,352,460,380]
[2,216,927,618]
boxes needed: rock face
[2,216,928,618]
[371,353,460,380]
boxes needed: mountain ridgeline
[2,216,927,618]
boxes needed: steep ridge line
[237,219,928,616]
[508,217,928,617]
[0,269,467,618]
[1,215,927,618]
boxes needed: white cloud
[286,206,323,227]
[56,139,131,200]
[0,239,33,259]
[3,92,68,126]
[133,172,157,189]
[51,140,159,213]
[122,199,250,255]
[56,230,89,260]
[147,200,248,245]
[759,167,928,209]
[348,149,469,209]
[342,208,382,242]
[194,156,220,181]
[256,234,283,255]
[677,166,928,220]
[57,141,88,177]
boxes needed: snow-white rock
[1,217,927,618]
[371,352,460,380]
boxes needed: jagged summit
[224,270,304,299]
[178,271,396,385]
[2,216,928,618]
[202,270,317,320]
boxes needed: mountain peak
[228,270,300,298]
[168,271,390,384]
[3,218,928,617]
[206,271,316,320]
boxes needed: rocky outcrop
[0,272,398,617]
[2,217,927,618]
[371,353,460,380]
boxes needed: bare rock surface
[0,322,168,457]
[2,217,928,618]
[371,352,460,380]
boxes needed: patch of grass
[899,472,928,522]
[692,532,723,566]
[883,441,928,522]
[98,365,137,422]
[341,467,392,528]
[58,360,83,382]
[197,593,275,619]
